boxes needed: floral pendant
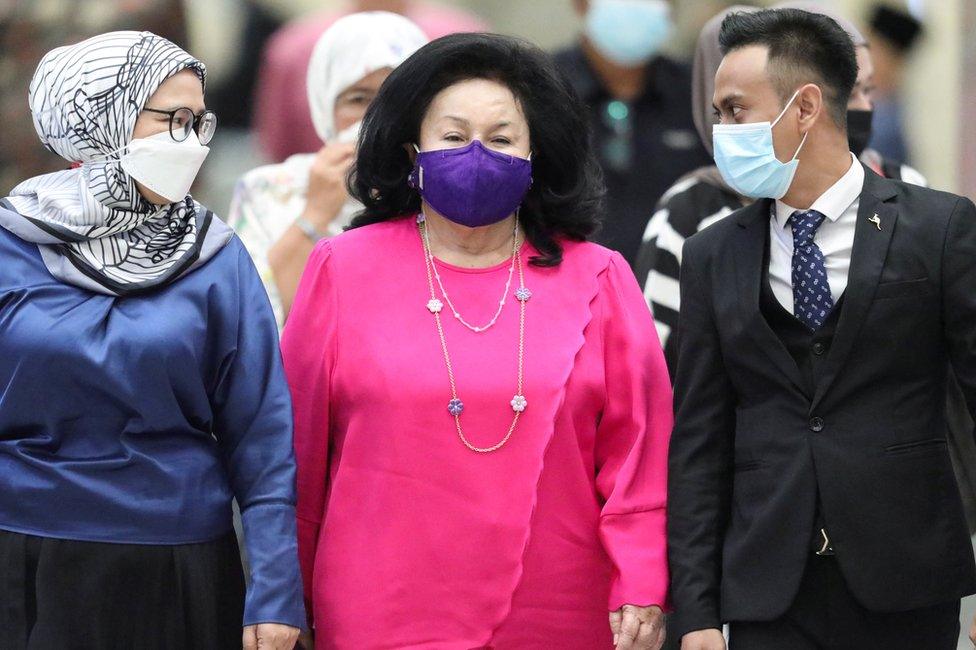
[448,398,464,416]
[510,395,528,412]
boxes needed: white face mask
[711,89,809,200]
[117,130,210,204]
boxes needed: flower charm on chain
[448,398,465,416]
[427,298,444,313]
[515,287,532,302]
[510,395,527,413]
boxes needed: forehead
[148,69,204,108]
[855,45,873,76]
[713,45,776,102]
[426,78,524,122]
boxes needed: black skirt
[0,528,245,650]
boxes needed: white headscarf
[307,11,429,144]
[0,31,232,296]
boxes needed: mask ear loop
[86,141,132,165]
[771,88,809,162]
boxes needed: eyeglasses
[142,107,218,145]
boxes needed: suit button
[812,342,826,356]
[810,417,825,432]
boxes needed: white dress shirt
[769,153,865,314]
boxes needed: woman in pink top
[281,33,672,650]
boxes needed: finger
[618,609,641,649]
[636,620,657,649]
[609,609,623,645]
[323,142,357,161]
[243,625,259,650]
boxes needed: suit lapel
[733,200,809,396]
[811,168,898,409]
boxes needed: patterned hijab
[0,31,232,296]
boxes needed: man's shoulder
[684,202,755,252]
[878,175,971,226]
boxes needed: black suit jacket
[667,166,976,639]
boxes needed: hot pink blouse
[281,217,672,649]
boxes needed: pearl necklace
[422,216,518,333]
[418,214,531,453]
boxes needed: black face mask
[847,109,874,157]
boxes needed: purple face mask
[408,140,532,228]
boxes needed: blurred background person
[866,2,923,164]
[253,0,488,164]
[229,11,427,325]
[553,0,713,268]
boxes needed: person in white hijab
[229,11,428,326]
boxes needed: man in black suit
[667,8,976,650]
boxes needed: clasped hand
[610,604,665,649]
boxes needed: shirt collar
[774,152,864,228]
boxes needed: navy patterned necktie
[790,209,834,331]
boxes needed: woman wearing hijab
[282,33,672,650]
[0,32,303,649]
[634,2,926,374]
[229,11,428,326]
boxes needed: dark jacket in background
[553,45,712,268]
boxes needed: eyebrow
[716,93,744,111]
[440,116,513,130]
[147,104,207,114]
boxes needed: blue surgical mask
[585,0,672,67]
[712,89,809,200]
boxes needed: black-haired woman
[283,33,672,649]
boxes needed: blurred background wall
[0,0,972,210]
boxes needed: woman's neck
[422,204,520,269]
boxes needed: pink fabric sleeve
[594,253,674,612]
[279,240,337,625]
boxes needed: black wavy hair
[719,8,858,127]
[348,32,604,267]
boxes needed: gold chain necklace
[418,214,531,453]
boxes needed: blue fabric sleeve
[211,244,306,629]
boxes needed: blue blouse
[0,223,305,629]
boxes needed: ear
[795,83,823,134]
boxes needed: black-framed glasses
[143,107,218,145]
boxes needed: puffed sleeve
[595,252,673,611]
[279,239,337,627]
[211,245,306,629]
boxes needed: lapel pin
[868,214,882,231]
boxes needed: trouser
[728,553,960,650]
